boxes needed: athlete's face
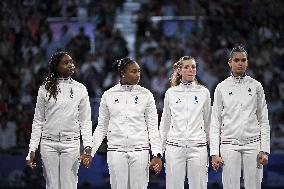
[179,59,196,82]
[57,54,75,77]
[228,52,248,76]
[121,62,141,85]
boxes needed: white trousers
[107,150,149,189]
[40,139,80,189]
[220,142,263,189]
[165,145,208,189]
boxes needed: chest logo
[70,88,74,98]
[176,98,181,103]
[134,96,139,104]
[229,92,233,96]
[248,88,252,96]
[114,99,119,104]
[194,96,198,104]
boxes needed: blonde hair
[170,56,195,87]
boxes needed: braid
[42,51,68,101]
[170,60,183,87]
[43,73,59,101]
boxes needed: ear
[228,59,232,68]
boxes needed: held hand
[211,155,224,172]
[80,154,93,168]
[26,151,37,169]
[149,157,162,174]
[259,151,269,165]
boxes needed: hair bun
[112,57,133,72]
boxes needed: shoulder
[72,80,87,90]
[102,84,119,97]
[196,84,210,94]
[246,76,262,87]
[166,85,179,94]
[136,85,153,95]
[215,77,231,90]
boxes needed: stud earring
[122,75,125,78]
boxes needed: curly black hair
[42,51,69,101]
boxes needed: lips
[68,69,75,74]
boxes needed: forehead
[126,62,140,70]
[182,59,196,66]
[231,52,247,59]
[60,54,72,61]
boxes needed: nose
[68,62,75,68]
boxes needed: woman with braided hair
[160,56,211,189]
[26,51,93,189]
[92,57,163,189]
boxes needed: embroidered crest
[134,96,139,104]
[70,88,74,98]
[176,98,181,103]
[248,88,252,96]
[194,96,198,104]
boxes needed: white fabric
[160,82,211,189]
[165,145,208,189]
[160,82,211,152]
[92,83,162,157]
[26,78,93,188]
[107,150,149,189]
[221,142,263,189]
[210,76,270,156]
[27,78,93,153]
[40,139,80,189]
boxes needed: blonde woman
[160,56,211,189]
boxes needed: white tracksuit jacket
[210,75,270,156]
[28,78,93,153]
[92,83,162,156]
[160,82,211,151]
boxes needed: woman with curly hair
[26,51,93,189]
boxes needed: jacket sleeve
[145,92,162,156]
[79,87,93,148]
[28,86,45,153]
[210,85,222,156]
[256,83,270,154]
[92,93,110,156]
[203,89,212,143]
[159,91,171,153]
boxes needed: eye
[63,60,75,65]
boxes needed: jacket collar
[230,73,247,84]
[178,80,196,90]
[58,77,72,83]
[118,82,138,91]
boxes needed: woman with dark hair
[160,56,211,189]
[26,51,93,189]
[92,57,162,189]
[210,44,270,189]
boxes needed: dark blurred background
[0,0,284,188]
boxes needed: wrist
[154,153,162,158]
[84,146,92,155]
[260,151,269,155]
